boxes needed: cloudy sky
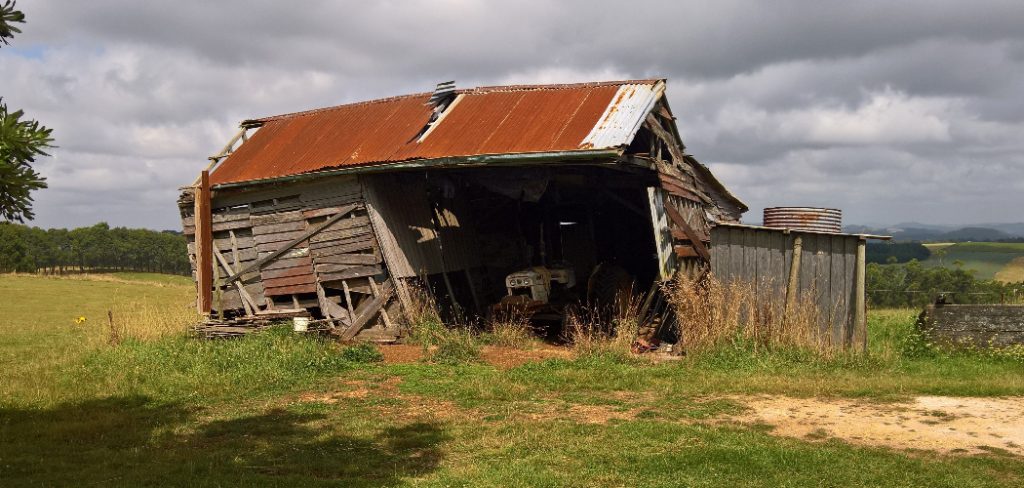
[2,1,1023,230]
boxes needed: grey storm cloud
[1,0,1023,229]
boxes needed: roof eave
[210,148,625,191]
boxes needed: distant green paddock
[921,242,1024,281]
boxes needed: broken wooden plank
[260,255,313,272]
[252,220,306,235]
[664,203,711,261]
[263,274,316,288]
[313,253,380,266]
[310,237,376,257]
[261,265,316,280]
[223,208,355,286]
[302,204,358,219]
[263,283,317,296]
[254,230,309,246]
[674,245,699,258]
[318,266,383,282]
[213,244,258,315]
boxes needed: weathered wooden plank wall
[709,225,863,349]
[179,174,397,340]
[362,174,481,279]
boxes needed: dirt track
[732,395,1024,456]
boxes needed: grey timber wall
[362,173,481,279]
[919,304,1024,348]
[180,173,399,340]
[709,224,864,349]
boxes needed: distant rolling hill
[921,242,1024,282]
[845,224,1021,242]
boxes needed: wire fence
[868,288,1024,306]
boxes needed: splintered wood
[179,175,396,341]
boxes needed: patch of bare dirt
[479,345,571,369]
[379,344,424,364]
[378,343,570,368]
[729,395,1024,456]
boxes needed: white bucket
[293,317,310,332]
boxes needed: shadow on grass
[0,396,447,486]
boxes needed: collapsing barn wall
[179,174,399,341]
[709,224,868,350]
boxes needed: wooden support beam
[663,202,710,261]
[212,243,257,316]
[315,281,333,320]
[337,281,392,341]
[785,235,803,318]
[194,171,213,315]
[223,204,356,285]
[191,127,247,186]
[341,280,355,320]
[645,114,685,164]
[853,238,867,351]
[369,277,393,328]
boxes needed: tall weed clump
[83,298,200,348]
[398,282,480,364]
[665,275,828,357]
[482,308,535,349]
[566,287,644,360]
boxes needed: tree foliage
[0,221,191,275]
[0,100,52,222]
[866,260,1022,308]
[866,241,931,264]
[0,0,51,223]
[0,0,24,45]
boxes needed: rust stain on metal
[763,207,843,233]
[209,80,663,186]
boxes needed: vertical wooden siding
[709,225,860,348]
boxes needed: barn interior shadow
[0,396,448,486]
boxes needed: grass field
[922,242,1024,281]
[1,273,1022,486]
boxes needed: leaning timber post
[784,234,802,322]
[194,170,213,315]
[213,252,224,321]
[852,238,868,351]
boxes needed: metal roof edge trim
[464,78,664,94]
[210,149,623,190]
[240,79,667,125]
[713,222,891,240]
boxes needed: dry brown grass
[484,308,536,349]
[566,287,645,357]
[665,274,829,355]
[83,299,200,347]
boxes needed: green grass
[1,274,1023,486]
[107,271,194,285]
[922,242,1024,281]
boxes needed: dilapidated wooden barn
[180,79,879,348]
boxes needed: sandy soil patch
[732,395,1024,456]
[379,344,424,364]
[479,345,571,368]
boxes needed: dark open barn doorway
[405,165,660,332]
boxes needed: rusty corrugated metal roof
[209,79,664,186]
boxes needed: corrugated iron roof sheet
[209,79,665,186]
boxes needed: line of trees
[866,241,931,264]
[0,222,191,275]
[867,260,1022,308]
